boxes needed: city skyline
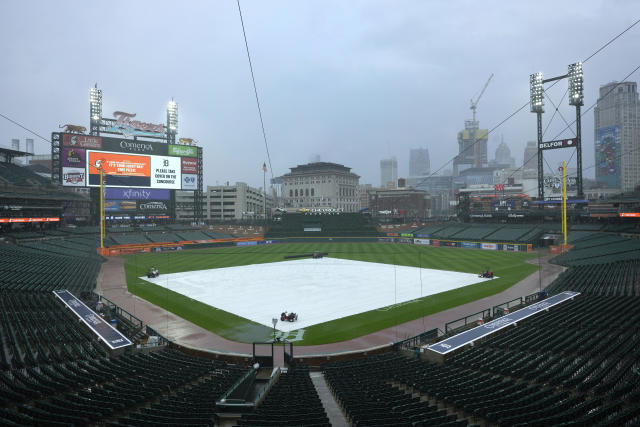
[1,1,639,190]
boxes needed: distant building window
[295,189,298,197]
[305,188,309,196]
[311,188,314,196]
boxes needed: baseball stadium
[2,3,640,426]
[2,133,640,426]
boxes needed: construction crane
[470,73,493,168]
[470,73,493,123]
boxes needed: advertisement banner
[503,244,519,252]
[481,243,497,250]
[0,217,59,223]
[236,241,258,246]
[101,136,168,155]
[104,188,170,200]
[400,233,413,238]
[443,241,457,247]
[104,200,137,212]
[169,144,198,157]
[378,237,395,243]
[137,200,169,213]
[432,239,440,247]
[398,238,413,244]
[595,125,620,188]
[414,238,430,245]
[461,242,479,249]
[62,167,86,186]
[151,156,181,189]
[181,174,197,190]
[62,134,102,149]
[181,157,198,173]
[61,147,86,167]
[87,151,151,187]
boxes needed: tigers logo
[90,158,106,170]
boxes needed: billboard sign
[62,134,102,149]
[86,151,181,189]
[181,174,197,190]
[104,188,170,200]
[595,125,620,188]
[168,144,197,157]
[137,200,169,213]
[151,156,181,189]
[101,136,168,156]
[61,147,86,167]
[87,151,151,187]
[62,167,86,186]
[104,200,137,212]
[539,138,577,150]
[414,238,430,245]
[181,157,198,173]
[481,243,497,250]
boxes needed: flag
[262,162,267,172]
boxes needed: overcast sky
[1,0,639,189]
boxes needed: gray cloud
[1,0,638,188]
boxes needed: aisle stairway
[310,371,348,427]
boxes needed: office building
[380,157,398,188]
[281,162,359,212]
[594,81,639,191]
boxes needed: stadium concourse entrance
[252,341,294,368]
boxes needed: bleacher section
[325,294,640,426]
[266,213,379,238]
[236,365,330,426]
[0,162,52,186]
[552,233,640,266]
[414,223,543,244]
[110,234,151,246]
[176,231,213,241]
[145,232,180,243]
[546,260,640,297]
[0,244,101,292]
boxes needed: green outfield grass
[123,242,539,345]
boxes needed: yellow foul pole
[100,169,104,250]
[562,161,567,246]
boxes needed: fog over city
[1,0,639,188]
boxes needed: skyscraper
[492,136,515,168]
[380,157,398,188]
[453,120,488,175]
[409,148,430,178]
[523,141,538,171]
[594,81,639,191]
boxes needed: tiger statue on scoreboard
[59,124,87,134]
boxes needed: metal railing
[392,328,439,351]
[445,309,492,335]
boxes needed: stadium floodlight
[90,85,102,122]
[167,100,178,133]
[529,72,544,113]
[568,62,583,106]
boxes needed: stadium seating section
[324,294,640,426]
[266,213,378,237]
[3,220,640,426]
[236,365,330,426]
[0,162,52,186]
[413,223,543,244]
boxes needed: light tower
[90,84,102,136]
[166,99,178,144]
[568,62,584,197]
[529,72,544,199]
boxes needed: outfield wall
[381,235,532,252]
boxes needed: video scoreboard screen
[56,133,199,191]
